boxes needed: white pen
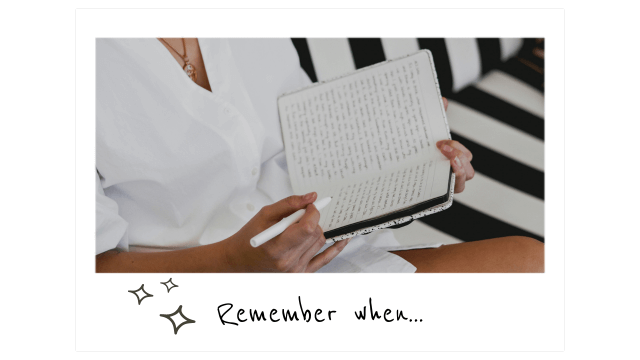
[250,197,332,248]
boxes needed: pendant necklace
[159,38,197,82]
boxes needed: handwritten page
[279,51,450,232]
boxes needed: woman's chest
[96,38,305,190]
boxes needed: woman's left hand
[437,97,475,193]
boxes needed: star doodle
[159,305,196,335]
[160,278,179,293]
[128,284,153,305]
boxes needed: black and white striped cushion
[291,38,544,243]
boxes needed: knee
[503,236,544,272]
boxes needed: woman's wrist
[218,234,249,272]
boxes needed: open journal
[277,50,454,242]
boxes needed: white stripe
[380,38,420,60]
[306,38,355,82]
[499,38,524,61]
[389,220,463,247]
[455,173,544,237]
[444,38,482,92]
[447,100,545,171]
[476,70,545,118]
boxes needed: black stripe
[500,57,544,93]
[476,38,502,75]
[417,38,453,97]
[418,201,544,243]
[451,132,544,200]
[450,87,545,140]
[291,38,318,83]
[348,38,386,69]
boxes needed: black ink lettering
[384,309,393,322]
[217,303,238,326]
[369,297,382,320]
[282,309,299,322]
[270,309,280,322]
[249,309,266,322]
[328,310,336,320]
[298,296,312,322]
[237,308,247,323]
[315,309,324,322]
[396,310,408,321]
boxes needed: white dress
[96,38,443,272]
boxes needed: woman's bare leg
[390,236,544,273]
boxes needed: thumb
[265,192,317,220]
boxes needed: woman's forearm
[95,238,237,273]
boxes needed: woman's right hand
[223,192,351,272]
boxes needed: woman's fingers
[436,139,475,193]
[442,97,448,111]
[298,232,329,268]
[437,139,472,161]
[306,238,351,273]
[438,143,471,193]
[285,203,322,251]
[461,154,474,180]
[451,153,468,193]
[261,192,317,221]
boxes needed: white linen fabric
[96,38,443,272]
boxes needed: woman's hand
[223,192,350,272]
[96,192,348,273]
[437,97,475,193]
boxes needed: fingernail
[443,145,453,152]
[454,156,462,167]
[304,192,315,201]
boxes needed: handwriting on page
[279,53,451,232]
[323,161,435,230]
[281,59,435,189]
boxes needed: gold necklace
[159,38,197,82]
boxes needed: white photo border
[76,7,564,352]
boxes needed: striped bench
[291,38,544,245]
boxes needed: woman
[96,38,543,273]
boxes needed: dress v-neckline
[153,38,213,95]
